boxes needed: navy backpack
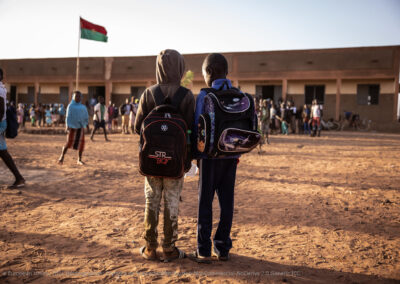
[197,85,261,157]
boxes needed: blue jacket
[66,100,89,129]
[192,78,239,160]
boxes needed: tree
[181,70,194,88]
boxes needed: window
[256,85,282,103]
[305,85,325,105]
[357,84,379,105]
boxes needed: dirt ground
[0,131,399,283]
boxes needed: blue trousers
[197,158,237,257]
[303,122,310,134]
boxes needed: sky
[0,0,399,59]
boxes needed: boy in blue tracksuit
[190,53,239,263]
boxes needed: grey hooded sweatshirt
[134,49,195,134]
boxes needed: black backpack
[6,105,19,139]
[197,85,261,157]
[139,86,188,178]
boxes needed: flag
[80,17,108,42]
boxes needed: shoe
[188,250,212,264]
[140,246,158,261]
[212,247,229,261]
[160,247,186,263]
[7,179,25,189]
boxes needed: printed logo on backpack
[161,124,168,132]
[197,86,261,157]
[148,151,172,165]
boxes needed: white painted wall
[287,81,336,95]
[40,84,60,93]
[17,85,29,94]
[398,93,400,120]
[192,82,207,95]
[239,82,256,94]
[113,83,131,94]
[77,84,89,94]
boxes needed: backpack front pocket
[217,128,261,153]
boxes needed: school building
[1,45,399,130]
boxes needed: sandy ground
[0,130,399,283]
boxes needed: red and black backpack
[139,85,188,178]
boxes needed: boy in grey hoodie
[134,49,195,262]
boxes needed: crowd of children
[15,99,139,133]
[17,103,66,128]
[257,98,323,137]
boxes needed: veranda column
[105,81,112,106]
[336,78,342,121]
[104,58,113,106]
[68,81,74,102]
[393,48,400,121]
[34,81,40,105]
[282,79,287,101]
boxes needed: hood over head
[156,49,185,84]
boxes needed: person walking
[107,101,114,131]
[258,99,270,153]
[58,91,89,165]
[129,98,138,134]
[90,96,110,141]
[120,98,131,134]
[0,68,25,189]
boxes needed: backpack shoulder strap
[200,88,216,95]
[171,86,188,109]
[151,85,165,106]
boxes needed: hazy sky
[1,0,399,59]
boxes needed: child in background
[302,104,311,135]
[276,102,289,135]
[51,105,58,126]
[30,105,36,126]
[310,99,322,137]
[45,105,52,127]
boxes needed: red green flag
[80,17,108,42]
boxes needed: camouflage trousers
[143,176,183,252]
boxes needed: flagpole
[75,17,81,91]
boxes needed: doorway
[88,86,105,106]
[27,86,35,104]
[258,85,282,103]
[10,86,17,103]
[60,87,69,106]
[305,85,325,105]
